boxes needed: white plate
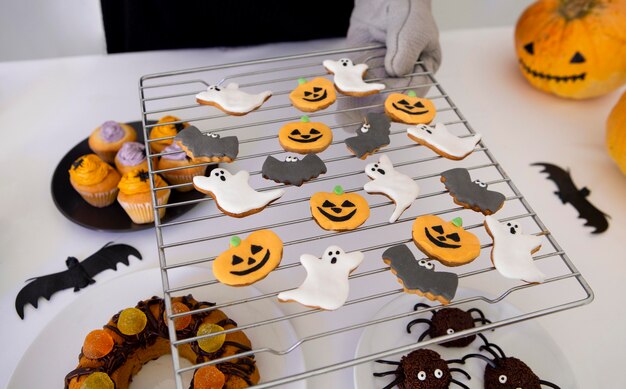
[353,289,575,389]
[8,267,306,389]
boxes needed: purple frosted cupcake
[114,142,149,175]
[88,120,137,163]
[157,143,206,192]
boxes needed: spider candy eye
[417,371,427,381]
[434,369,443,378]
[499,374,507,383]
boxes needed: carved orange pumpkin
[412,216,480,267]
[213,231,283,286]
[289,77,336,112]
[384,91,436,124]
[607,90,626,175]
[310,185,370,231]
[278,116,333,154]
[515,0,626,99]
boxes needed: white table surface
[1,26,624,388]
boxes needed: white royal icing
[322,58,386,94]
[485,215,545,283]
[277,246,364,310]
[193,168,284,216]
[407,123,481,159]
[196,82,272,114]
[363,154,420,223]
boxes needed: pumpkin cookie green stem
[407,90,417,97]
[333,185,345,195]
[301,115,310,123]
[451,217,463,227]
[230,236,241,247]
[297,78,307,85]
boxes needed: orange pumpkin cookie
[384,91,436,125]
[278,116,333,154]
[412,216,480,267]
[289,77,336,112]
[310,185,370,231]
[213,231,283,286]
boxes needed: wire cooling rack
[139,45,593,388]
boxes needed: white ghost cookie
[407,123,482,160]
[363,154,420,223]
[196,82,272,116]
[277,246,364,310]
[484,215,545,283]
[193,168,284,217]
[322,58,386,96]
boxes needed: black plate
[51,121,210,232]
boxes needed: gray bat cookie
[382,244,458,304]
[440,168,505,215]
[174,125,239,162]
[262,154,327,186]
[345,112,391,159]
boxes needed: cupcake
[148,115,189,154]
[117,169,171,224]
[69,154,121,207]
[157,143,207,192]
[114,142,150,175]
[88,120,137,163]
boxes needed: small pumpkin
[289,77,336,112]
[279,116,333,154]
[310,185,370,231]
[384,91,436,124]
[412,216,480,267]
[607,90,626,175]
[213,231,283,286]
[515,0,626,99]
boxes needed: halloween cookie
[261,154,327,186]
[412,216,480,267]
[310,185,370,231]
[382,244,458,305]
[277,246,363,310]
[385,91,436,124]
[440,168,506,215]
[196,83,272,116]
[193,168,284,217]
[363,154,419,223]
[345,112,391,159]
[407,122,482,160]
[484,216,545,283]
[278,116,333,154]
[213,231,283,286]
[289,77,336,112]
[322,58,385,96]
[174,126,239,163]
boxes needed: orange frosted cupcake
[117,169,171,224]
[148,115,189,154]
[88,120,137,163]
[157,143,207,192]
[69,154,121,207]
[114,142,150,175]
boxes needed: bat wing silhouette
[15,243,141,319]
[262,154,327,186]
[533,162,609,234]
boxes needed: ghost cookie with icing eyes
[193,168,284,217]
[484,216,545,283]
[345,112,391,159]
[261,154,327,187]
[196,83,272,116]
[277,246,364,310]
[407,122,482,160]
[363,154,419,223]
[322,58,386,96]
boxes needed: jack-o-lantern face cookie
[310,185,370,231]
[279,116,333,154]
[289,78,336,112]
[213,231,283,286]
[385,91,436,125]
[412,216,480,267]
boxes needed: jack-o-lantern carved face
[385,91,436,124]
[213,230,283,286]
[310,185,370,231]
[514,0,626,99]
[279,116,333,154]
[289,77,337,112]
[412,215,480,267]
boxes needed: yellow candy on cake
[69,154,121,208]
[117,169,171,224]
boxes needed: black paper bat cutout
[533,162,609,234]
[440,168,505,215]
[261,154,327,186]
[174,125,239,161]
[15,243,141,319]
